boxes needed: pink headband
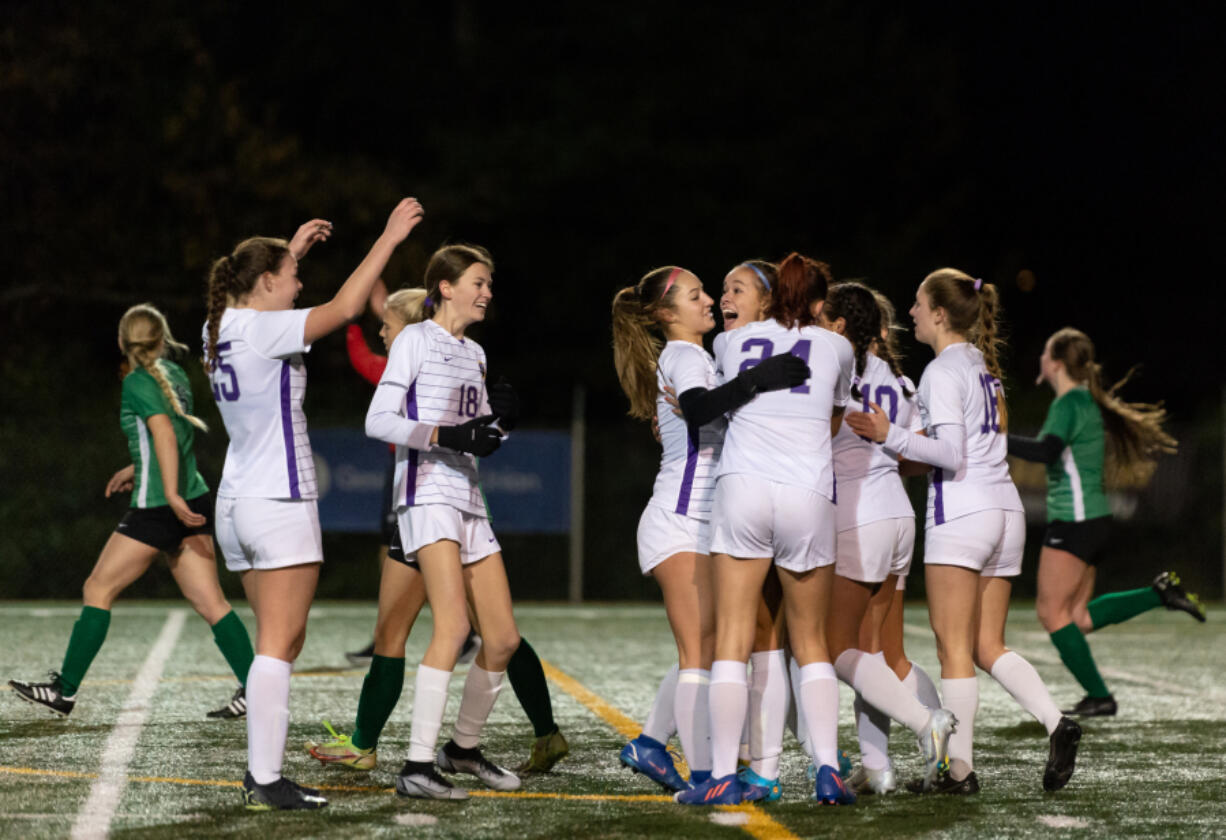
[660,267,684,299]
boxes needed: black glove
[487,376,520,430]
[437,414,502,456]
[738,353,809,394]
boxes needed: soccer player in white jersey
[678,252,857,806]
[611,265,806,795]
[846,268,1082,794]
[813,282,956,795]
[365,244,524,801]
[203,198,424,811]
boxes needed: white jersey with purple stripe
[206,308,317,500]
[832,354,920,531]
[714,319,853,498]
[370,320,489,518]
[917,342,1022,526]
[650,341,725,520]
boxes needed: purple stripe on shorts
[280,360,300,500]
[933,466,945,525]
[404,381,419,506]
[832,472,838,505]
[675,427,699,516]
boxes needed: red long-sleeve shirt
[346,323,387,385]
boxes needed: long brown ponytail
[824,282,881,399]
[870,289,914,398]
[611,266,683,420]
[769,252,831,329]
[204,236,289,370]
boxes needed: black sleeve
[677,381,754,429]
[1006,432,1064,464]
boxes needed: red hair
[768,252,831,328]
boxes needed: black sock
[506,638,556,737]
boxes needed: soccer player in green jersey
[1008,327,1203,717]
[8,304,254,720]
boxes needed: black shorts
[380,449,398,546]
[115,494,212,553]
[386,518,419,571]
[1043,516,1112,565]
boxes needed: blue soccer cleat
[738,766,782,802]
[807,750,853,784]
[675,773,743,805]
[814,764,857,805]
[619,735,688,792]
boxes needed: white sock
[452,664,504,749]
[738,711,751,763]
[797,662,840,770]
[835,649,930,733]
[941,677,978,776]
[788,656,813,762]
[903,660,942,710]
[408,664,452,762]
[642,663,679,744]
[675,669,711,773]
[989,651,1063,735]
[246,655,292,784]
[853,690,892,771]
[709,660,748,779]
[748,650,787,779]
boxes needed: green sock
[352,655,405,750]
[1087,586,1162,630]
[507,638,556,737]
[59,606,111,696]
[1049,622,1110,697]
[210,610,255,686]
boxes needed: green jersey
[119,361,209,508]
[1039,387,1111,522]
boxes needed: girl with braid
[815,282,955,796]
[1008,327,1200,718]
[9,304,255,721]
[847,269,1080,795]
[204,199,423,811]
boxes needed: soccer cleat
[619,735,689,792]
[395,760,470,800]
[805,750,853,785]
[1062,694,1117,717]
[305,720,376,770]
[1043,716,1081,792]
[206,685,246,720]
[674,773,743,805]
[345,641,375,668]
[737,767,782,802]
[813,764,856,805]
[847,764,897,795]
[1152,572,1207,622]
[916,708,958,790]
[908,769,980,794]
[516,727,570,773]
[8,673,75,717]
[457,631,481,665]
[437,739,521,791]
[241,772,327,811]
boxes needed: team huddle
[7,197,1205,813]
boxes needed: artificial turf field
[1,601,1222,839]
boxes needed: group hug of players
[7,197,1205,811]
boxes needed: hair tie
[741,263,771,291]
[423,296,433,309]
[660,267,684,299]
[973,278,983,291]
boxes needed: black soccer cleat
[206,685,246,719]
[1152,572,1207,622]
[8,673,75,717]
[241,771,327,811]
[1043,716,1082,792]
[1062,694,1117,717]
[345,641,376,668]
[907,769,980,795]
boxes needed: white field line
[70,609,186,840]
[902,622,1200,697]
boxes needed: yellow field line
[539,659,800,840]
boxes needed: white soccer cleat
[437,740,521,791]
[847,763,897,795]
[917,708,957,791]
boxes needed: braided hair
[118,304,208,432]
[824,282,881,400]
[204,236,289,371]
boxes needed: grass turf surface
[1,601,1223,839]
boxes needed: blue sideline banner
[311,428,570,534]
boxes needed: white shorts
[923,509,1025,577]
[397,504,500,566]
[636,504,711,576]
[710,474,836,573]
[215,496,324,572]
[835,517,915,584]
